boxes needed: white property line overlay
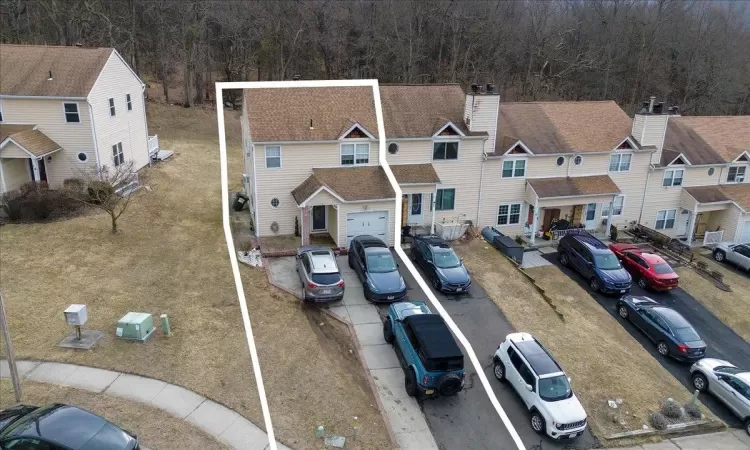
[215,79,524,450]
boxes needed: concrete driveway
[543,252,750,429]
[396,252,600,450]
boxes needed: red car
[609,243,679,291]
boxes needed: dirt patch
[454,239,716,442]
[0,380,227,450]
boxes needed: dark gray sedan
[0,404,140,449]
[348,235,406,302]
[616,296,706,361]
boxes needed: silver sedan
[690,358,750,435]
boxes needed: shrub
[19,181,44,195]
[514,235,525,245]
[87,180,115,204]
[660,398,682,419]
[0,190,25,220]
[63,178,85,193]
[649,412,668,430]
[684,402,701,419]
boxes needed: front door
[27,158,48,182]
[676,210,691,237]
[584,203,597,229]
[311,205,327,232]
[408,193,423,225]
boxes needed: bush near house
[1,182,83,222]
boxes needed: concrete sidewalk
[1,360,289,450]
[613,430,750,449]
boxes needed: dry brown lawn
[675,255,750,343]
[0,380,227,450]
[454,239,716,441]
[0,102,390,450]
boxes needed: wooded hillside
[2,0,749,115]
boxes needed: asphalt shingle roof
[527,175,621,199]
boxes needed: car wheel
[657,341,670,357]
[617,304,629,319]
[432,276,441,291]
[590,277,601,292]
[692,372,708,392]
[745,418,750,436]
[713,250,726,262]
[530,410,545,434]
[638,277,649,290]
[437,372,462,396]
[405,369,418,397]
[493,361,506,381]
[348,257,353,269]
[560,252,570,267]
[383,319,394,344]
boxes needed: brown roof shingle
[0,124,62,156]
[0,124,35,142]
[528,175,621,199]
[662,116,750,165]
[685,185,750,212]
[245,87,378,142]
[291,166,396,204]
[389,164,441,184]
[494,101,633,155]
[1,44,113,97]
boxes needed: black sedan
[411,235,471,294]
[616,296,707,361]
[0,404,140,450]
[348,235,407,302]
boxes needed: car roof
[0,404,133,449]
[569,233,609,251]
[353,235,388,248]
[638,252,666,265]
[308,251,339,274]
[512,338,563,376]
[403,314,463,361]
[364,246,391,256]
[652,307,691,328]
[414,234,449,248]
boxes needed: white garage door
[346,211,388,246]
[741,220,750,243]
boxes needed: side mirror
[586,261,594,267]
[460,257,464,262]
[525,383,533,392]
[567,377,572,383]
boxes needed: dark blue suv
[557,233,632,295]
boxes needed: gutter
[638,163,655,224]
[477,138,488,227]
[0,95,87,100]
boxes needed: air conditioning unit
[116,312,155,342]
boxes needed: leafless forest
[2,0,749,115]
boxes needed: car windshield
[433,249,461,268]
[714,366,744,375]
[594,253,622,270]
[674,326,701,342]
[653,263,673,274]
[538,375,572,402]
[367,253,397,273]
[311,273,341,285]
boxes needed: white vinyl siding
[502,159,526,178]
[609,153,632,172]
[655,209,676,230]
[727,166,746,183]
[63,102,80,123]
[497,203,522,226]
[265,145,281,169]
[663,169,684,187]
[341,143,369,165]
[432,141,459,160]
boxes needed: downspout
[87,101,102,175]
[638,161,655,225]
[141,84,151,167]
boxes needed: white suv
[493,332,587,440]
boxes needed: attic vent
[437,124,459,136]
[344,127,368,139]
[737,154,748,162]
[508,145,527,155]
[47,70,53,81]
[672,157,687,165]
[617,140,633,150]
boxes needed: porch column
[301,206,311,246]
[430,186,438,235]
[687,204,698,245]
[30,158,41,182]
[604,197,614,239]
[530,200,539,245]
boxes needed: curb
[604,418,724,440]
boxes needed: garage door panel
[742,220,750,243]
[346,211,388,246]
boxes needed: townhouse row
[240,83,750,249]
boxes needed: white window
[655,209,676,230]
[341,143,369,165]
[602,195,624,217]
[497,203,522,226]
[609,153,632,172]
[663,169,684,187]
[126,94,132,111]
[727,166,746,183]
[112,142,124,167]
[109,98,116,116]
[63,102,80,123]
[573,155,583,165]
[265,146,281,169]
[432,141,459,160]
[433,188,455,211]
[555,156,565,167]
[270,198,280,208]
[0,103,3,122]
[502,159,526,178]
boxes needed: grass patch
[0,380,227,449]
[454,239,715,441]
[0,103,391,450]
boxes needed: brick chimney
[464,83,500,152]
[631,96,679,164]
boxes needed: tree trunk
[110,213,118,233]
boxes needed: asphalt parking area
[395,252,600,450]
[542,252,750,428]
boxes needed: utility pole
[0,291,22,402]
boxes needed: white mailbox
[64,304,88,326]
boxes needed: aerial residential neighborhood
[1,2,750,450]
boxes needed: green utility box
[116,312,155,342]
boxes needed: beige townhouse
[633,106,750,245]
[0,45,152,194]
[241,84,489,249]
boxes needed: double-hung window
[609,153,632,172]
[727,166,746,183]
[433,188,455,211]
[502,159,526,178]
[497,203,522,226]
[265,146,281,169]
[432,141,458,160]
[602,195,624,217]
[126,94,132,111]
[663,169,684,187]
[655,209,676,230]
[109,98,116,116]
[63,102,80,123]
[341,143,369,165]
[112,142,124,167]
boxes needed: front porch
[0,124,63,192]
[680,185,750,246]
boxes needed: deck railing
[703,230,724,247]
[551,228,595,240]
